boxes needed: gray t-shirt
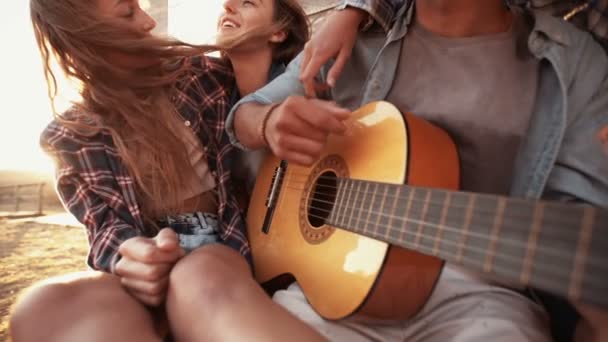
[386,10,539,195]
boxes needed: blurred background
[0,0,336,213]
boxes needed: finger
[274,114,328,143]
[300,45,317,98]
[277,134,326,157]
[121,276,169,297]
[115,258,173,281]
[302,77,318,99]
[300,49,331,89]
[300,42,312,79]
[276,149,316,166]
[127,288,165,307]
[294,101,350,134]
[326,48,351,88]
[154,228,181,252]
[119,237,183,264]
[273,135,326,162]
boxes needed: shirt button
[184,120,191,127]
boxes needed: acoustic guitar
[246,101,607,339]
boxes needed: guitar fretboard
[323,178,608,309]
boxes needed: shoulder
[175,54,235,106]
[529,9,607,68]
[40,108,113,156]
[528,9,608,104]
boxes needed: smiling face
[216,0,286,52]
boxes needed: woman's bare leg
[10,271,163,342]
[166,244,326,341]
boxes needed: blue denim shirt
[227,6,608,206]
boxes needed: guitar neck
[325,178,608,309]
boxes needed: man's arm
[227,54,307,150]
[300,0,406,97]
[228,56,351,166]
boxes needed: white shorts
[272,264,551,342]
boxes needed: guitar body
[247,102,460,320]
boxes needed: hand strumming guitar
[262,96,351,166]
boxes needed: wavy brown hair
[30,0,220,221]
[271,0,310,64]
[31,0,308,222]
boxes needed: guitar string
[275,177,607,241]
[296,199,607,274]
[282,173,602,218]
[257,170,607,289]
[284,172,603,219]
[293,208,607,293]
[279,182,605,243]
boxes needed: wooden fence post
[38,183,45,215]
[14,185,21,212]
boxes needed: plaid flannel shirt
[346,0,608,48]
[41,56,250,273]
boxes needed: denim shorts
[158,212,221,253]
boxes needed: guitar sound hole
[308,171,337,228]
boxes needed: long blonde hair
[31,0,217,220]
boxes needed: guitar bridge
[262,160,287,234]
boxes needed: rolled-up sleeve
[337,0,404,32]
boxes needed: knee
[9,272,125,341]
[10,279,72,338]
[168,244,252,308]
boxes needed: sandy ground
[0,213,88,341]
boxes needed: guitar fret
[386,185,402,243]
[363,182,378,234]
[414,189,432,250]
[484,197,507,272]
[568,207,595,300]
[336,179,348,226]
[433,191,451,255]
[353,181,370,231]
[341,180,352,227]
[520,202,545,285]
[319,177,608,311]
[398,188,416,246]
[343,180,355,227]
[346,180,363,229]
[456,193,477,263]
[373,184,390,238]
